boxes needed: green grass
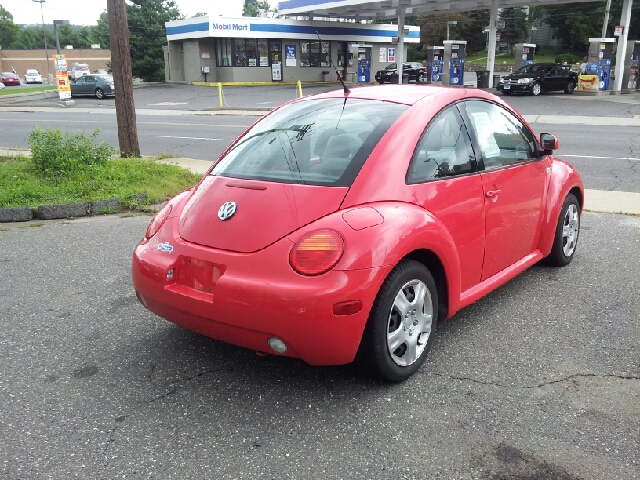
[466,48,581,65]
[0,155,202,209]
[0,86,57,96]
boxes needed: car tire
[356,260,438,382]
[545,193,580,267]
[95,88,105,99]
[417,72,424,84]
[531,83,542,96]
[564,80,576,94]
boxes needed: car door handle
[485,189,501,200]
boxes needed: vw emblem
[218,201,237,221]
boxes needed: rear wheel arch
[404,249,449,322]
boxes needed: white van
[69,63,90,80]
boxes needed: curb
[0,194,150,224]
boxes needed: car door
[460,99,550,281]
[406,104,486,292]
[543,66,561,91]
[72,76,85,95]
[83,76,97,95]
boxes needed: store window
[258,39,268,67]
[219,39,269,67]
[216,39,232,67]
[300,41,330,67]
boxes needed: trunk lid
[178,176,348,253]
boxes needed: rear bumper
[132,218,390,365]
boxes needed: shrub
[29,126,116,176]
[555,53,580,65]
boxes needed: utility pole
[32,0,50,80]
[107,0,140,157]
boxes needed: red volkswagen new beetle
[132,85,583,382]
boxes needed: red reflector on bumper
[332,300,362,316]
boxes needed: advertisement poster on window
[53,54,71,100]
[271,63,282,81]
[285,45,296,67]
[379,48,387,62]
[388,48,395,62]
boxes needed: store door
[269,41,282,82]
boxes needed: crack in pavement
[433,372,640,389]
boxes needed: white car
[24,69,43,84]
[0,81,5,90]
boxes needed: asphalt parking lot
[1,209,638,479]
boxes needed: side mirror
[540,133,559,151]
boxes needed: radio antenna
[315,31,350,94]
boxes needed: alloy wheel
[386,279,433,367]
[562,204,579,257]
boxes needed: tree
[0,4,20,48]
[126,0,182,82]
[243,0,275,17]
[418,11,489,54]
[91,12,111,49]
[9,25,56,49]
[539,0,639,51]
[499,7,528,51]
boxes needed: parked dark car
[375,62,426,84]
[70,74,115,99]
[1,72,21,86]
[496,63,578,96]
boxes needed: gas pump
[588,38,615,91]
[621,40,640,92]
[426,46,444,83]
[514,43,536,71]
[443,40,466,87]
[356,46,371,83]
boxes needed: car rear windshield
[210,98,408,187]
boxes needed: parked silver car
[70,74,115,99]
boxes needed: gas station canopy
[278,0,599,21]
[278,0,635,92]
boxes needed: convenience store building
[163,16,420,83]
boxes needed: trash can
[475,70,490,88]
[493,74,502,88]
[322,71,330,82]
[402,73,409,84]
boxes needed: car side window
[76,77,85,84]
[461,100,538,170]
[407,105,476,184]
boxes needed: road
[1,84,639,479]
[0,212,638,479]
[0,106,639,192]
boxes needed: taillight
[289,229,344,276]
[145,203,172,239]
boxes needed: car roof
[308,84,439,106]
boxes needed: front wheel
[545,193,580,267]
[356,260,438,382]
[417,72,424,84]
[95,88,105,99]
[531,83,542,96]
[564,80,576,94]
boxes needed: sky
[3,0,280,26]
